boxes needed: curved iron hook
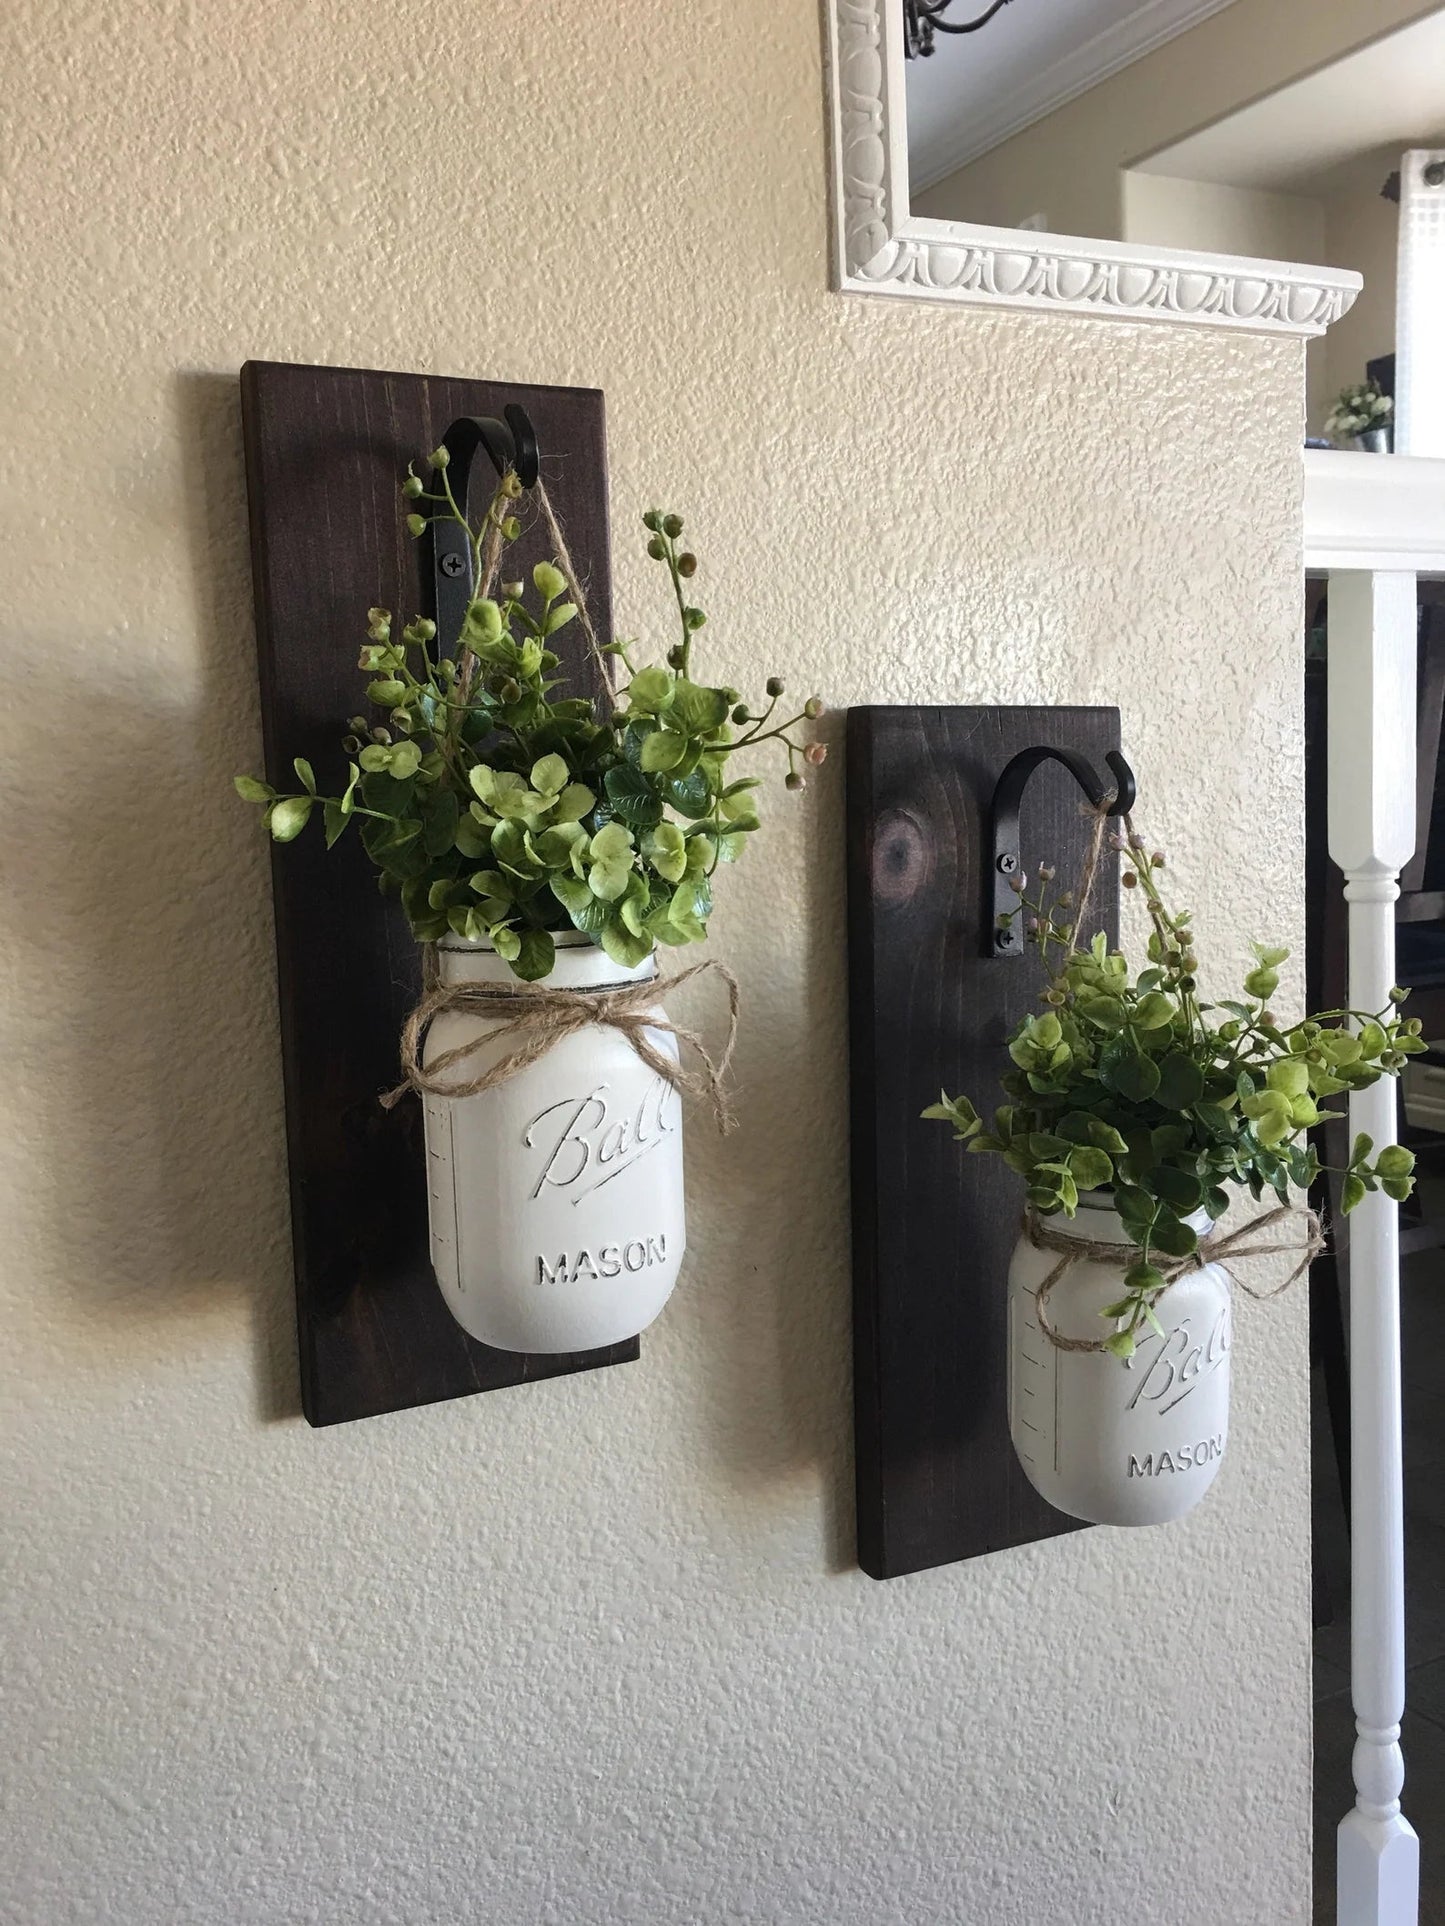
[987,745,1136,957]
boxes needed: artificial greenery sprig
[925,831,1420,1356]
[236,450,825,980]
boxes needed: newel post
[1327,569,1421,1926]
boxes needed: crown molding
[825,0,1362,335]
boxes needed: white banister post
[1327,568,1420,1926]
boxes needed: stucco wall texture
[0,3,1311,1922]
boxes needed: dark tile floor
[1314,1247,1445,1922]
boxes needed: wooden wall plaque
[240,359,637,1426]
[846,705,1123,1578]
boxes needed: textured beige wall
[1,1,1315,1922]
[916,0,1436,237]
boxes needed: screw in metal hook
[439,552,467,578]
[997,852,1018,875]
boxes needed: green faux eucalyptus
[237,454,824,981]
[926,829,1420,1356]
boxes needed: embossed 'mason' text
[1127,1435,1225,1478]
[536,1236,668,1288]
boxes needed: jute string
[382,957,742,1134]
[451,473,615,713]
[1020,790,1325,1351]
[1025,1205,1326,1352]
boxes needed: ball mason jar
[1008,1193,1230,1526]
[421,934,686,1353]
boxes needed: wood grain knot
[872,809,931,905]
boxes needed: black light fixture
[904,0,1015,59]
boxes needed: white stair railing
[1307,447,1445,1924]
[1327,568,1420,1926]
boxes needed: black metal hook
[987,745,1136,957]
[422,406,540,646]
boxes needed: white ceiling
[1135,9,1445,192]
[904,0,1240,193]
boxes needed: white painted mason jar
[421,934,686,1353]
[1008,1193,1230,1526]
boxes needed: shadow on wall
[7,370,301,1422]
[665,749,856,1570]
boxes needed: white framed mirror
[824,0,1389,337]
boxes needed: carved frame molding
[824,0,1361,336]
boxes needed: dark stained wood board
[846,706,1123,1577]
[240,360,638,1426]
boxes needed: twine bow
[1025,1204,1326,1353]
[381,957,741,1134]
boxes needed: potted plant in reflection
[1325,379,1393,453]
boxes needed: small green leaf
[468,868,513,903]
[512,928,556,982]
[626,666,675,715]
[234,774,274,803]
[659,768,713,819]
[604,763,664,828]
[454,812,489,858]
[1148,1209,1198,1259]
[530,754,570,797]
[1149,1165,1204,1213]
[1100,1038,1161,1102]
[1341,1171,1367,1213]
[1265,1057,1310,1099]
[1067,1146,1114,1191]
[268,796,313,842]
[600,919,653,969]
[590,822,633,862]
[1123,1260,1167,1295]
[589,859,633,903]
[293,757,317,794]
[1154,1054,1205,1110]
[1376,1144,1415,1181]
[642,822,688,883]
[552,782,596,823]
[669,678,730,736]
[422,789,460,857]
[462,598,505,645]
[550,873,609,932]
[533,561,567,602]
[640,729,687,773]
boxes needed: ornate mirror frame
[824,0,1362,336]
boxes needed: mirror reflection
[906,2,1445,444]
